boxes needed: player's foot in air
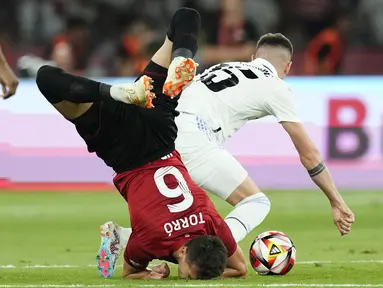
[111,75,155,108]
[163,57,198,98]
[96,221,123,278]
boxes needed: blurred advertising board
[1,77,382,189]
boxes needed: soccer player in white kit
[175,33,355,242]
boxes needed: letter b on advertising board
[327,98,369,160]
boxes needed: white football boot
[162,57,198,98]
[110,75,155,108]
[96,221,123,278]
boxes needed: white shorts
[175,112,248,200]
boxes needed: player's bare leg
[149,8,200,98]
[96,221,131,278]
[224,177,271,243]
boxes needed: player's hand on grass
[148,271,167,279]
[0,61,19,99]
[151,263,170,279]
[332,202,355,236]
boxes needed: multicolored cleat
[96,221,123,278]
[163,57,198,98]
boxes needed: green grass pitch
[1,190,382,288]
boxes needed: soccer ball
[249,231,296,275]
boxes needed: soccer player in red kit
[35,7,247,280]
[103,151,248,280]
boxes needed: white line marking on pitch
[1,260,383,269]
[1,284,383,288]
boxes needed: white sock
[225,192,271,243]
[120,227,132,248]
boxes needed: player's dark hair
[256,33,294,58]
[185,235,228,280]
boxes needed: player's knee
[237,192,271,211]
[226,177,262,206]
[36,65,60,91]
[237,193,271,222]
[36,65,52,87]
[36,65,62,104]
[255,193,271,209]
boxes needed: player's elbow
[236,262,248,278]
[299,147,322,170]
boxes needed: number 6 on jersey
[154,166,194,213]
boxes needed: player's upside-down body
[35,7,247,280]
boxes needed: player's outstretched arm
[281,121,355,235]
[222,246,248,278]
[0,47,19,99]
[122,260,169,280]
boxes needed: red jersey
[113,151,237,269]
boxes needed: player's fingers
[346,214,355,223]
[340,218,352,228]
[3,83,17,99]
[335,222,347,236]
[340,223,351,233]
[342,219,353,228]
[338,227,347,236]
[0,81,7,97]
[7,81,19,97]
[338,221,351,235]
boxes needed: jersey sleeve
[124,235,152,270]
[265,85,301,123]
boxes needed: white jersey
[177,58,301,143]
